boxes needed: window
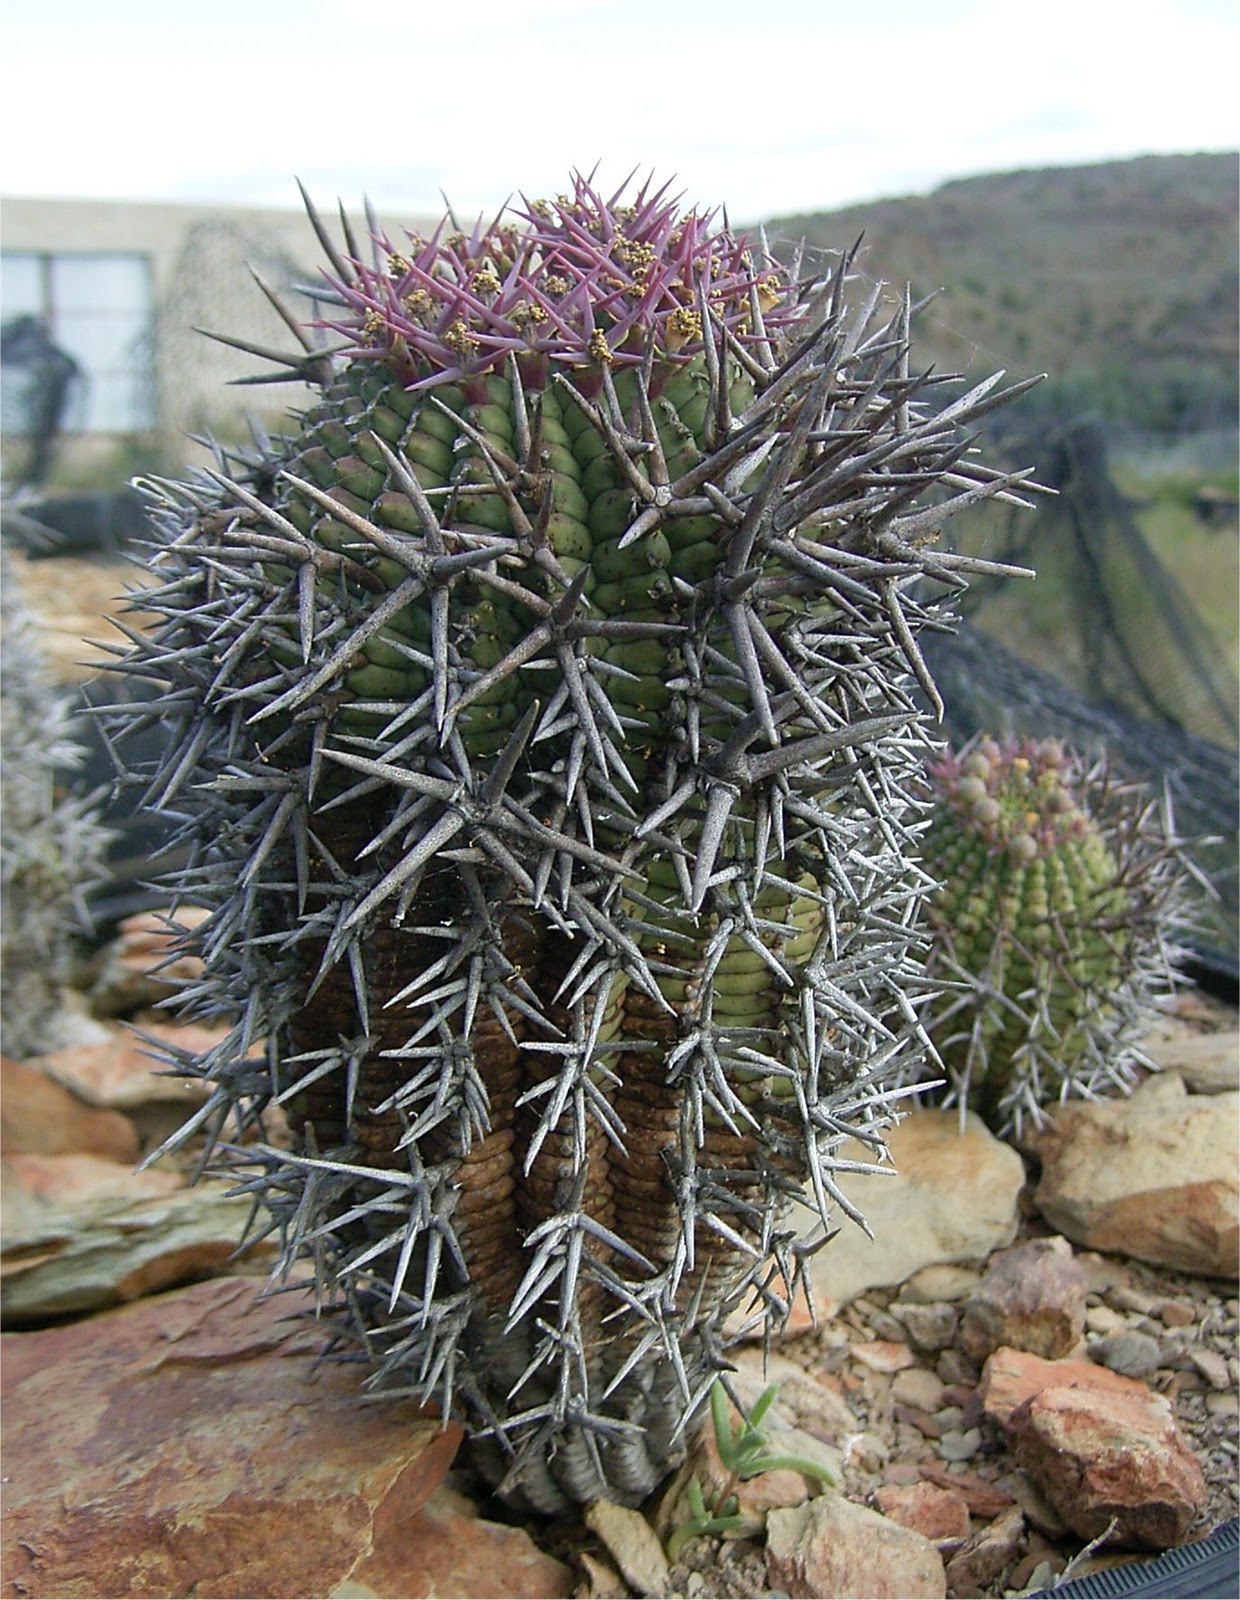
[1,252,154,433]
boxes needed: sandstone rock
[28,1021,237,1154]
[943,1504,1025,1597]
[959,1235,1087,1363]
[1,1055,139,1163]
[576,1551,629,1598]
[1140,1021,1239,1094]
[891,1366,947,1412]
[917,1465,1015,1520]
[1007,1382,1209,1549]
[1031,1074,1239,1278]
[359,1481,573,1598]
[30,1023,224,1112]
[937,1426,982,1462]
[979,1346,1150,1425]
[766,1493,946,1599]
[808,1110,1024,1307]
[0,1276,474,1598]
[89,908,210,1015]
[873,1481,970,1542]
[902,1264,983,1303]
[1,1152,264,1322]
[584,1500,670,1598]
[852,1338,916,1373]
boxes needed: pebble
[1206,1392,1239,1416]
[891,1367,947,1412]
[852,1339,915,1373]
[1190,1348,1232,1390]
[936,1348,978,1387]
[1089,1330,1163,1378]
[891,1300,959,1352]
[847,1431,890,1471]
[1108,1284,1161,1315]
[903,1264,983,1303]
[1076,1252,1130,1296]
[1157,1298,1197,1327]
[937,1427,982,1462]
[1084,1304,1126,1334]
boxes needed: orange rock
[30,1022,229,1111]
[1,1276,467,1598]
[0,1056,139,1163]
[767,1494,946,1599]
[1031,1076,1239,1279]
[90,910,209,1013]
[979,1345,1148,1425]
[874,1481,971,1542]
[916,1464,1015,1520]
[852,1339,917,1373]
[359,1483,572,1598]
[1007,1383,1208,1549]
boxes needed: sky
[2,0,1237,224]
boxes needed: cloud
[2,0,1236,219]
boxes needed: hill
[761,152,1238,436]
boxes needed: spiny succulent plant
[916,734,1194,1135]
[1,541,111,1058]
[106,170,1042,1511]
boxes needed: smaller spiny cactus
[0,542,111,1057]
[916,734,1194,1134]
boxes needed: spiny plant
[916,734,1194,1134]
[106,169,1041,1511]
[0,541,111,1058]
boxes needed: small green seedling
[666,1380,836,1562]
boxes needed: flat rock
[979,1346,1150,1425]
[806,1110,1024,1307]
[30,1022,227,1112]
[1089,1330,1164,1378]
[1030,1074,1239,1278]
[1007,1382,1209,1550]
[0,1275,477,1599]
[584,1499,670,1597]
[1,1056,139,1163]
[1140,1022,1239,1094]
[943,1504,1025,1596]
[89,909,210,1015]
[370,1482,572,1598]
[959,1235,1087,1363]
[766,1493,946,1599]
[1,1153,264,1322]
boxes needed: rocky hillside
[762,152,1238,434]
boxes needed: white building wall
[1,195,436,473]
